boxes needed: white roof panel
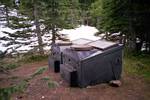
[88,40,118,50]
[72,38,93,45]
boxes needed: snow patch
[59,25,99,41]
[0,25,100,54]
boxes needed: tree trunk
[148,33,150,53]
[51,0,56,44]
[51,24,56,44]
[136,39,143,53]
[70,9,74,26]
[127,33,136,52]
[5,5,9,26]
[96,17,100,28]
[145,33,150,53]
[81,11,85,25]
[33,2,44,55]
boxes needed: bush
[4,63,19,70]
[0,81,27,100]
[20,54,48,63]
[0,60,20,71]
[31,66,48,78]
[124,51,150,82]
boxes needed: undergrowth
[0,60,20,72]
[0,81,27,100]
[20,54,48,63]
[0,66,48,100]
[0,54,48,71]
[47,81,59,88]
[31,66,48,78]
[41,77,59,88]
[124,51,150,83]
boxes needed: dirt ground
[0,60,150,100]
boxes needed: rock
[42,96,45,99]
[17,96,23,99]
[59,81,63,84]
[86,86,92,88]
[109,80,122,87]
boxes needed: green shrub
[21,55,48,63]
[0,61,20,71]
[48,81,58,88]
[124,52,150,82]
[0,81,27,100]
[31,66,48,78]
[41,76,58,88]
[41,77,50,81]
[4,63,20,70]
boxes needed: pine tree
[0,12,34,54]
[0,0,45,55]
[128,0,150,52]
[40,0,80,44]
[19,0,45,54]
[0,0,15,26]
[90,0,103,28]
[90,0,150,52]
[79,0,96,25]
